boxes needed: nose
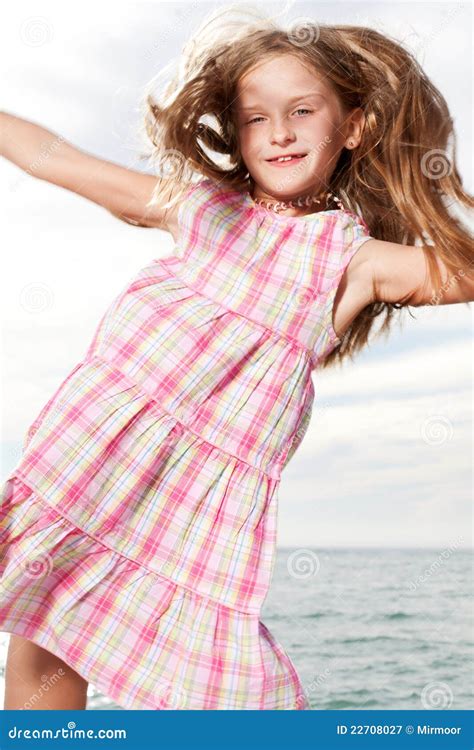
[269,119,296,146]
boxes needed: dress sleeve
[316,212,374,360]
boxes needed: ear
[344,107,365,149]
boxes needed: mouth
[266,153,307,166]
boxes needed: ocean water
[263,547,473,711]
[1,547,472,710]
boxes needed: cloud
[278,341,472,548]
[2,2,472,548]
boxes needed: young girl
[1,17,473,711]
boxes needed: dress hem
[0,621,127,710]
[0,622,309,710]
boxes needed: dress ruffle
[12,354,283,614]
[0,475,309,710]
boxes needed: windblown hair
[137,6,473,369]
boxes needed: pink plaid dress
[0,177,373,710]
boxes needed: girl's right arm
[0,111,179,236]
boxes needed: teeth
[273,155,304,162]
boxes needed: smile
[266,154,307,166]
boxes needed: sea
[1,547,471,710]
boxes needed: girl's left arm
[362,239,474,306]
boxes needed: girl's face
[235,54,364,214]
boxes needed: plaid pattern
[0,177,372,709]
[0,475,308,709]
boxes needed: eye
[246,108,313,125]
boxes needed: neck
[249,184,334,216]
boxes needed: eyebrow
[239,91,326,111]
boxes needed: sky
[1,0,472,549]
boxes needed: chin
[261,179,314,199]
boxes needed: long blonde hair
[137,7,473,369]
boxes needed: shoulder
[165,178,223,242]
[170,177,245,241]
[338,209,372,248]
[317,213,376,344]
[180,177,231,205]
[319,210,375,284]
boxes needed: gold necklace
[249,187,345,214]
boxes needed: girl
[0,16,473,711]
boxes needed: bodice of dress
[102,178,374,478]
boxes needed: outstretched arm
[362,238,474,306]
[0,111,179,236]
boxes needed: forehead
[235,54,330,106]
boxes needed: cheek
[238,130,260,160]
[302,110,338,137]
[304,123,344,160]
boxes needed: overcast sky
[1,1,472,549]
